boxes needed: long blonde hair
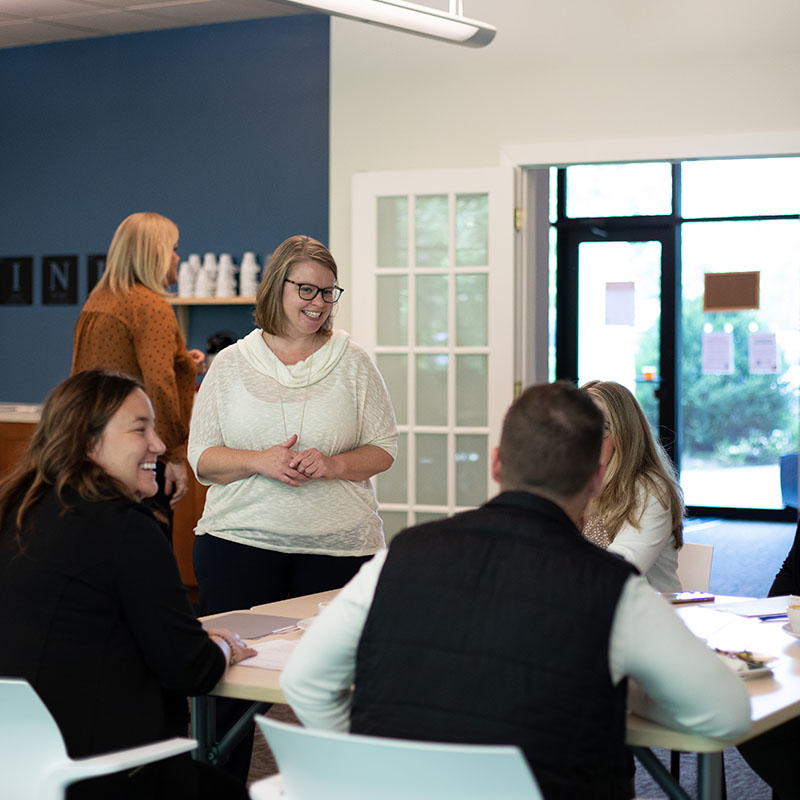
[582,380,683,548]
[95,212,178,295]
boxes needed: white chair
[0,678,197,800]
[250,715,544,800]
[676,541,714,592]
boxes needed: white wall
[329,0,800,330]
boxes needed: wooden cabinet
[172,469,207,588]
[0,421,36,478]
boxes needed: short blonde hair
[95,212,178,295]
[582,380,684,548]
[254,235,338,337]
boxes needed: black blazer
[0,489,225,760]
[770,519,800,597]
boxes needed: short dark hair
[498,381,604,497]
[0,370,144,542]
[254,235,338,337]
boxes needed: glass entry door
[556,224,677,459]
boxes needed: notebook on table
[201,612,299,639]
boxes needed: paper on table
[237,639,298,671]
[712,596,795,617]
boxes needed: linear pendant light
[276,0,496,47]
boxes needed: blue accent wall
[0,14,329,402]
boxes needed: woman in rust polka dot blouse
[72,212,206,534]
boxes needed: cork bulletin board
[703,271,760,312]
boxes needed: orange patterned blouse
[71,284,196,462]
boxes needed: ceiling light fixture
[277,0,496,47]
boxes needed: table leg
[697,752,724,800]
[191,695,216,764]
[191,694,272,766]
[631,747,693,800]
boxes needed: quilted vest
[351,492,636,800]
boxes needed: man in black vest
[282,381,750,799]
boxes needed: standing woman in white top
[188,234,397,783]
[189,234,397,615]
[580,380,684,593]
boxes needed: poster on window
[748,332,778,374]
[605,282,635,326]
[701,331,734,375]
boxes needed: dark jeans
[193,534,372,783]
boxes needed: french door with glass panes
[351,168,515,542]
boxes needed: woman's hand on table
[207,627,257,666]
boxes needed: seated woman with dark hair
[736,518,800,800]
[0,370,255,800]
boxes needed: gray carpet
[246,703,298,786]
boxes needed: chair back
[677,542,714,592]
[253,716,543,800]
[0,678,72,797]
[0,678,67,772]
[0,677,197,800]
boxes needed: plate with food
[714,648,775,679]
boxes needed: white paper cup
[787,604,800,633]
[317,601,330,615]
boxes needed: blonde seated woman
[581,380,683,593]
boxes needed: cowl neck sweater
[237,328,351,388]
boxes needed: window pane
[376,275,408,346]
[416,434,447,506]
[377,432,407,504]
[379,510,408,544]
[455,273,488,346]
[455,193,488,266]
[416,354,448,426]
[416,274,448,346]
[566,163,672,218]
[415,194,449,267]
[576,240,662,433]
[415,511,447,525]
[680,219,800,509]
[376,354,407,425]
[456,354,487,426]
[455,434,488,507]
[682,158,800,219]
[377,196,408,268]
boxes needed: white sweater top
[188,329,398,557]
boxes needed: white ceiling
[0,0,309,49]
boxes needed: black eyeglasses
[602,420,613,438]
[285,279,344,304]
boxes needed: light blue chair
[249,715,543,800]
[0,678,197,800]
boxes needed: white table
[194,593,800,799]
[627,599,800,799]
[192,590,337,765]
